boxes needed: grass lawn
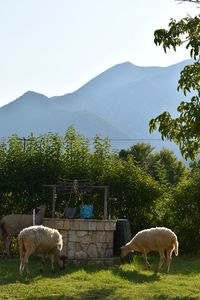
[1,254,200,300]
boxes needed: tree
[119,143,154,168]
[0,128,164,234]
[149,148,188,185]
[119,143,187,185]
[62,125,91,179]
[168,167,200,253]
[149,5,200,160]
[104,155,163,233]
[176,0,200,4]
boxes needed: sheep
[18,225,64,275]
[120,227,178,273]
[0,204,46,256]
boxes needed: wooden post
[104,186,109,220]
[52,185,57,218]
[33,209,36,225]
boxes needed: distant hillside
[0,60,192,157]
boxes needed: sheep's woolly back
[18,225,64,275]
[18,225,63,254]
[127,227,178,255]
[0,205,46,237]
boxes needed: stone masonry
[43,218,116,259]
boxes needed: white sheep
[0,204,46,256]
[18,225,64,275]
[120,227,178,273]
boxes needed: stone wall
[43,218,116,259]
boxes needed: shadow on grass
[26,297,73,300]
[112,266,160,283]
[0,256,68,285]
[0,269,69,285]
[124,254,200,276]
[170,254,200,275]
[1,254,200,286]
[152,295,199,300]
[25,287,127,300]
[0,256,159,286]
[0,256,111,285]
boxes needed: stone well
[43,218,117,260]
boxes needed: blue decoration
[80,204,93,219]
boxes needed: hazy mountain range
[0,60,191,157]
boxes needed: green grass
[1,254,200,299]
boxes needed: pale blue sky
[0,0,198,107]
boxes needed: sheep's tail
[174,238,179,256]
[18,235,26,261]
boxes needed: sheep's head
[36,205,46,214]
[120,245,132,262]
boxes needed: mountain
[0,60,192,156]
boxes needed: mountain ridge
[0,59,192,156]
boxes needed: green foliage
[3,126,200,253]
[62,125,91,179]
[149,12,200,160]
[0,127,163,238]
[167,168,200,253]
[119,143,187,186]
[0,133,65,215]
[154,15,200,60]
[103,155,163,233]
[89,135,111,182]
[150,148,188,185]
[119,143,154,168]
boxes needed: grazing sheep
[18,225,64,275]
[120,227,178,273]
[0,205,46,256]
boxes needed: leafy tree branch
[149,11,200,160]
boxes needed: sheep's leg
[19,238,25,275]
[55,254,65,270]
[23,262,30,275]
[19,254,25,275]
[5,236,12,256]
[19,254,28,276]
[1,224,8,255]
[40,256,46,272]
[166,249,173,273]
[60,255,65,270]
[20,255,30,276]
[50,255,55,273]
[2,230,12,256]
[20,246,32,276]
[20,262,25,276]
[142,252,150,269]
[156,250,166,273]
[21,238,36,275]
[20,260,30,276]
[2,237,7,255]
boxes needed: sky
[0,0,198,108]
